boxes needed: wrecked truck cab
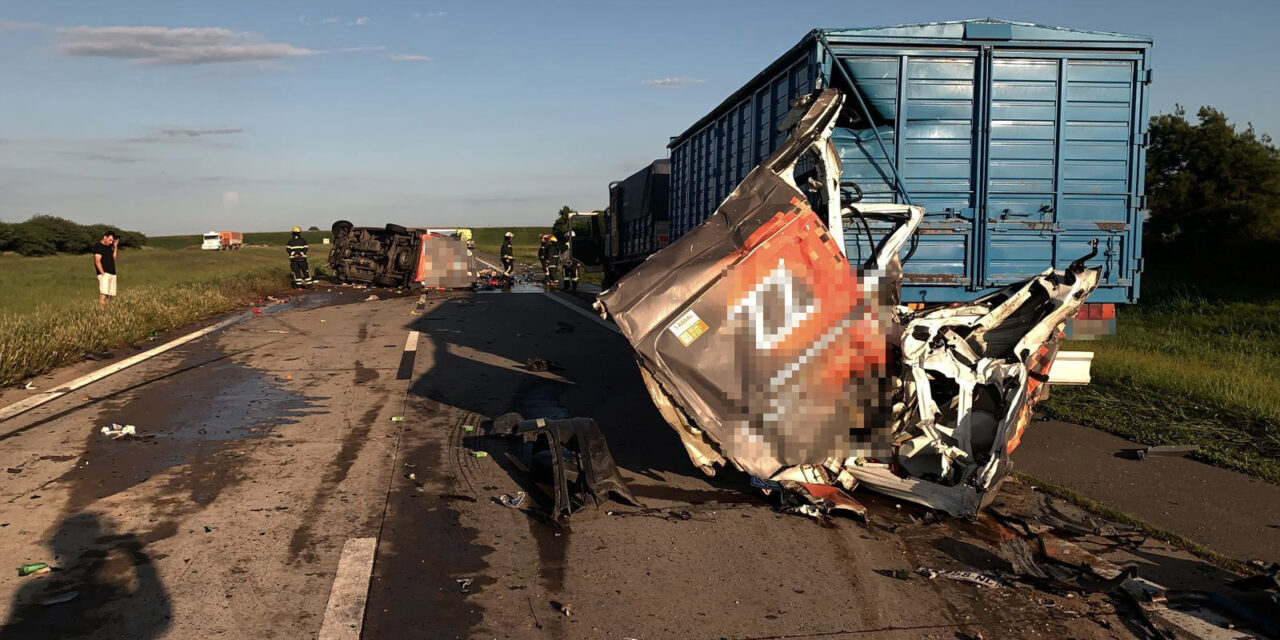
[327,221,477,289]
[597,88,1101,517]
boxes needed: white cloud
[126,127,245,143]
[222,190,240,206]
[642,77,707,88]
[341,45,387,53]
[348,16,370,26]
[387,53,430,62]
[58,26,316,66]
[0,20,42,30]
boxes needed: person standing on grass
[92,231,119,306]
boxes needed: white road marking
[404,330,420,352]
[318,537,377,640]
[542,292,621,335]
[475,255,501,270]
[0,310,264,424]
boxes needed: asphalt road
[0,284,1252,639]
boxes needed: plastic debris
[462,425,475,433]
[17,562,49,577]
[499,492,526,508]
[364,294,380,301]
[913,566,1003,589]
[390,416,406,423]
[99,424,137,439]
[22,382,36,390]
[470,451,489,459]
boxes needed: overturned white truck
[596,89,1099,516]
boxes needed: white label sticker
[667,309,709,347]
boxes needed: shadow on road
[1,513,171,640]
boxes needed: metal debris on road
[1131,444,1201,461]
[390,416,405,423]
[491,413,640,522]
[456,578,473,593]
[499,492,526,509]
[39,591,79,606]
[913,566,1003,589]
[525,358,550,372]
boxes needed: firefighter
[558,241,585,291]
[537,234,555,282]
[286,226,311,286]
[500,231,515,277]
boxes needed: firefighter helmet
[292,226,302,233]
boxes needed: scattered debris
[39,591,78,606]
[364,294,380,301]
[17,562,49,577]
[1125,444,1201,461]
[99,424,136,439]
[779,482,867,522]
[390,416,406,423]
[22,381,36,390]
[553,601,573,616]
[913,566,1003,589]
[499,492,526,509]
[462,425,475,433]
[456,578,473,593]
[470,451,489,459]
[525,358,550,372]
[492,413,641,522]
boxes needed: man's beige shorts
[97,273,117,297]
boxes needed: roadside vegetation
[0,247,288,386]
[1045,106,1280,484]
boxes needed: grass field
[147,231,302,250]
[1045,272,1280,484]
[0,246,290,386]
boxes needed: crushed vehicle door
[597,88,1101,516]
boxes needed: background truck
[644,19,1150,330]
[604,160,671,286]
[201,231,244,251]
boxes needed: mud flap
[493,414,640,521]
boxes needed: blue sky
[1,0,1277,235]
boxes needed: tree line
[0,215,147,256]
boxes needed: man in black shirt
[92,231,119,306]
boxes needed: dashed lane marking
[396,330,420,380]
[317,537,377,640]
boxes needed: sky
[1,0,1278,235]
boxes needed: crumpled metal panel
[599,88,1102,517]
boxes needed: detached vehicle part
[492,413,640,522]
[328,221,476,288]
[597,89,1101,517]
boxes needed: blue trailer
[666,19,1152,307]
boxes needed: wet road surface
[0,285,1249,639]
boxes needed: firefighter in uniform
[286,226,312,286]
[500,231,515,278]
[537,234,556,283]
[558,241,585,291]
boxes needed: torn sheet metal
[597,88,1102,517]
[493,413,640,522]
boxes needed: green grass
[0,247,285,315]
[1044,272,1280,484]
[0,246,291,386]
